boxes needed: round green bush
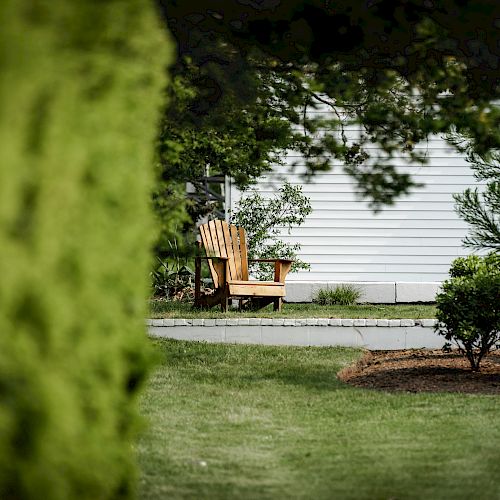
[436,253,500,371]
[0,1,169,498]
[449,253,500,278]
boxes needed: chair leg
[273,298,282,312]
[221,296,229,312]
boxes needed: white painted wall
[229,133,482,301]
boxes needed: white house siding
[229,135,483,303]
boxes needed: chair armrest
[248,258,293,283]
[195,256,228,261]
[195,256,229,288]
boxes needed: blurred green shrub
[436,254,500,371]
[0,1,169,498]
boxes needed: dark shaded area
[161,0,500,98]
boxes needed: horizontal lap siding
[230,132,481,283]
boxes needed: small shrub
[151,258,194,301]
[449,253,500,278]
[435,253,500,371]
[313,285,361,306]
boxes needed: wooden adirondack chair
[194,220,292,312]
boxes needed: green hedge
[0,1,169,498]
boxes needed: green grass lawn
[137,340,500,500]
[149,299,437,319]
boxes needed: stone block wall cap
[421,319,437,327]
[147,317,438,328]
[388,319,401,327]
[400,319,415,327]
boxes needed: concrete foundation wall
[284,281,441,303]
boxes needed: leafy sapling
[230,182,312,280]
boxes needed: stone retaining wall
[147,318,442,350]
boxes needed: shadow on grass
[154,338,359,392]
[154,339,500,395]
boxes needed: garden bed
[339,349,500,394]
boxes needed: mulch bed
[338,349,500,395]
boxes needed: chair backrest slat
[230,224,242,280]
[207,221,222,257]
[214,220,227,261]
[199,223,219,287]
[222,221,238,281]
[238,227,249,280]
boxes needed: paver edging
[146,318,437,327]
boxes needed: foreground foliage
[0,2,168,498]
[155,1,500,263]
[436,254,500,371]
[161,0,500,210]
[138,340,500,500]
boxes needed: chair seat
[228,280,286,297]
